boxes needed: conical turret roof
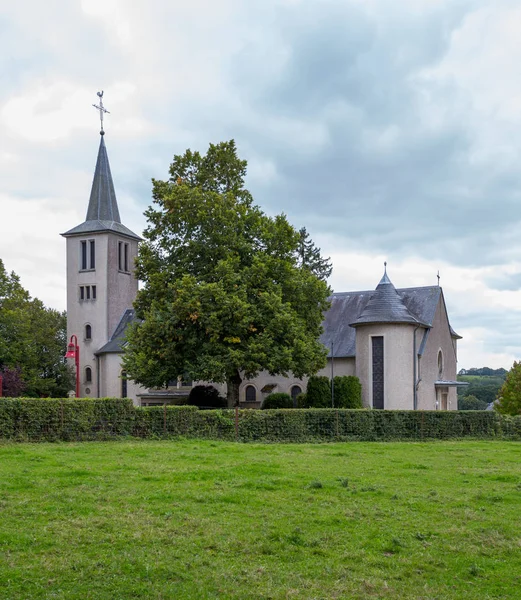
[62,134,141,240]
[350,266,425,327]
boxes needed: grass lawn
[0,440,520,599]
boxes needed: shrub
[187,385,227,409]
[262,393,293,409]
[296,393,308,408]
[458,395,488,411]
[306,376,331,408]
[333,376,362,408]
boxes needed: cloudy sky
[2,0,521,370]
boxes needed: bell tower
[61,92,141,397]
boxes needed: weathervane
[437,270,440,286]
[92,91,110,135]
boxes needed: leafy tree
[495,361,521,415]
[297,228,332,282]
[123,141,331,406]
[0,259,73,397]
[458,395,488,411]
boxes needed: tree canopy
[123,140,332,406]
[495,361,521,415]
[0,259,73,397]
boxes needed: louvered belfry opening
[372,336,384,409]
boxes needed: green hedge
[0,398,520,442]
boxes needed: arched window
[291,385,302,403]
[85,367,92,383]
[245,385,256,403]
[438,350,443,378]
[85,324,92,340]
[121,371,128,398]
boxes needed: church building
[63,121,462,411]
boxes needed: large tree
[123,140,331,406]
[0,259,73,397]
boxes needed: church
[63,122,463,411]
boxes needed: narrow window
[437,350,443,378]
[86,286,91,300]
[85,367,92,383]
[92,285,97,300]
[245,385,256,402]
[89,240,95,269]
[372,336,384,409]
[121,371,128,398]
[124,243,129,272]
[81,241,87,270]
[118,242,123,271]
[80,286,85,300]
[85,324,92,340]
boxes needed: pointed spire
[379,261,391,285]
[350,265,424,327]
[85,135,121,223]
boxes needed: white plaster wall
[99,353,147,404]
[417,294,458,411]
[355,324,416,410]
[65,232,138,398]
[200,358,356,406]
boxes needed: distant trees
[457,395,488,411]
[495,362,521,416]
[457,367,506,407]
[0,259,73,397]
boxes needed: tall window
[121,371,128,398]
[85,324,92,340]
[372,336,384,409]
[81,241,87,270]
[90,240,95,269]
[80,239,95,270]
[119,241,130,272]
[245,385,256,402]
[85,367,92,383]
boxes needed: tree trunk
[226,370,242,408]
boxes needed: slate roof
[350,271,425,328]
[320,284,460,358]
[97,281,460,360]
[96,309,136,354]
[62,134,141,240]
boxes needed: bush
[187,385,227,409]
[458,395,488,411]
[306,376,331,408]
[262,393,293,409]
[333,376,362,408]
[296,393,307,408]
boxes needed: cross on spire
[92,91,110,135]
[437,270,440,286]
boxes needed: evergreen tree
[297,228,332,282]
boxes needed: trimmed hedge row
[1,398,521,442]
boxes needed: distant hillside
[457,367,507,408]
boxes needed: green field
[1,440,520,599]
